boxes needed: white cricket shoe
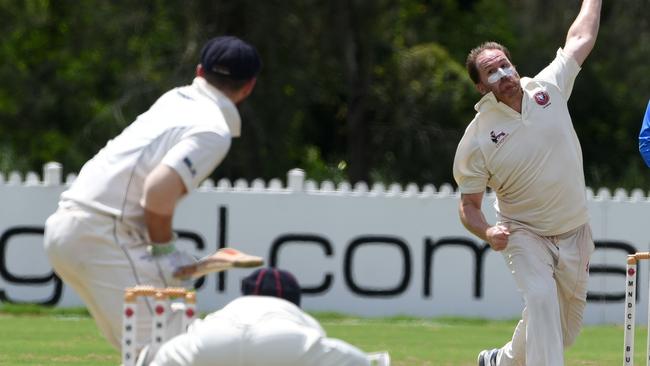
[367,351,391,365]
[477,348,498,366]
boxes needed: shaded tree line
[0,0,649,190]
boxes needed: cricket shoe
[477,348,498,366]
[173,248,264,279]
[367,351,391,366]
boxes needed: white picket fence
[2,162,648,202]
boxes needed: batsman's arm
[459,192,509,251]
[563,0,602,66]
[141,164,187,244]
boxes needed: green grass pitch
[0,304,639,365]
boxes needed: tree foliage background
[1,0,649,190]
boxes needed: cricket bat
[173,248,264,279]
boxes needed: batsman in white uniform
[43,36,262,352]
[453,1,601,365]
[147,268,382,366]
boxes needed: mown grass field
[0,304,639,365]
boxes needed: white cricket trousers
[43,201,178,351]
[495,222,594,366]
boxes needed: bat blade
[173,248,264,279]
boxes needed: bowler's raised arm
[563,0,602,66]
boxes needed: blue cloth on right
[638,100,650,167]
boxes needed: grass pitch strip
[0,305,637,365]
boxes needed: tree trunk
[336,0,372,184]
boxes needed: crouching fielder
[150,268,377,366]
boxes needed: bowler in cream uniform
[452,1,601,365]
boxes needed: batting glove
[146,235,197,288]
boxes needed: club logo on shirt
[534,91,551,107]
[490,130,509,147]
[183,157,197,177]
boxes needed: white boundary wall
[1,162,649,325]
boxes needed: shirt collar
[474,79,528,117]
[474,92,498,112]
[192,77,242,137]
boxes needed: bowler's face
[475,49,520,98]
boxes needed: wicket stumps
[122,286,197,366]
[624,252,650,366]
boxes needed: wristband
[148,233,178,256]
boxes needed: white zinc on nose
[487,66,515,84]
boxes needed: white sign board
[0,173,647,325]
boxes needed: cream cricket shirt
[61,77,240,228]
[453,49,589,236]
